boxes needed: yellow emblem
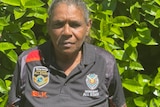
[32,66,49,88]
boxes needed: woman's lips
[62,42,74,47]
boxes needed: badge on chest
[32,66,50,88]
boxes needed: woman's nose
[63,24,72,36]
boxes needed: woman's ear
[86,19,92,35]
[46,18,50,29]
[46,18,52,37]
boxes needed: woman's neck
[54,50,82,76]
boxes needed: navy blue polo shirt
[8,41,126,107]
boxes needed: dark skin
[47,3,91,76]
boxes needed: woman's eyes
[52,22,64,28]
[70,22,81,28]
[52,21,81,29]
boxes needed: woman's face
[48,3,91,55]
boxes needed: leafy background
[0,0,160,106]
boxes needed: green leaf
[142,3,159,16]
[155,0,160,6]
[124,43,138,61]
[100,19,110,38]
[21,29,36,39]
[4,75,13,80]
[21,20,35,30]
[0,17,9,26]
[21,42,31,50]
[22,0,45,8]
[137,74,151,86]
[150,98,160,107]
[113,16,134,27]
[145,14,159,27]
[14,8,26,20]
[47,0,53,7]
[134,97,147,106]
[152,67,160,90]
[130,2,141,23]
[136,26,150,37]
[100,37,121,51]
[117,63,125,75]
[138,36,158,45]
[101,0,117,11]
[5,50,18,63]
[0,79,7,94]
[112,50,125,60]
[5,80,11,91]
[4,23,20,33]
[0,94,8,107]
[136,25,158,45]
[111,26,124,41]
[38,38,47,45]
[130,61,144,71]
[1,0,21,6]
[155,9,160,19]
[9,33,26,46]
[21,30,37,45]
[136,74,151,95]
[0,97,2,102]
[0,42,16,52]
[153,89,160,97]
[123,79,144,95]
[127,37,140,47]
[107,44,121,51]
[27,7,48,21]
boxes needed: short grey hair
[48,0,90,23]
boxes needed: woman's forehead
[51,3,85,20]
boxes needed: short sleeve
[7,60,21,106]
[108,62,126,107]
[7,54,27,107]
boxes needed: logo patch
[32,66,49,88]
[31,90,47,98]
[86,73,99,90]
[83,73,100,97]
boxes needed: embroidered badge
[83,73,100,97]
[32,66,49,88]
[86,73,99,90]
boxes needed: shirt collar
[81,42,96,65]
[39,41,96,67]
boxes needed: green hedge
[0,0,160,106]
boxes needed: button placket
[59,81,68,95]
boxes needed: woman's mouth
[62,42,74,47]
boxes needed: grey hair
[48,0,90,23]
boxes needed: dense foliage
[0,0,160,106]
